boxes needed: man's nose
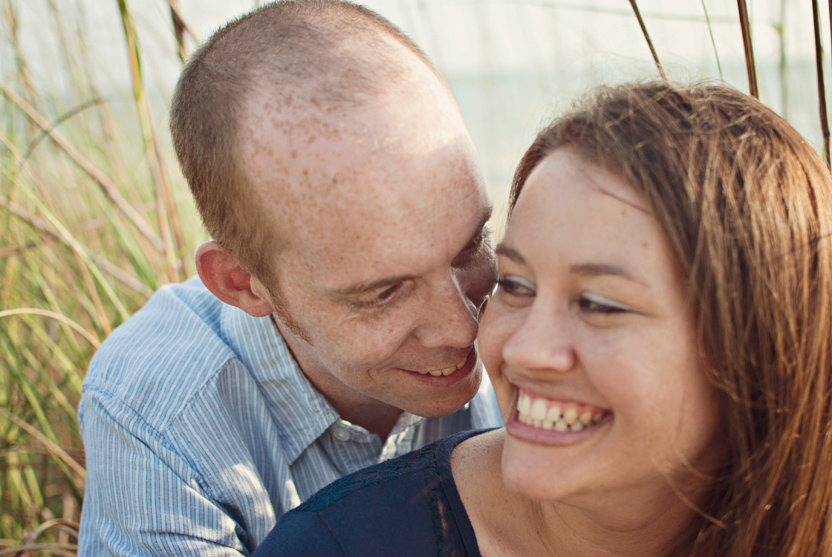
[414,273,479,349]
[457,246,497,315]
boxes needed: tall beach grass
[1,0,203,552]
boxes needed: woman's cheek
[479,303,518,389]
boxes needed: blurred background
[1,0,829,553]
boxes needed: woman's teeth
[416,355,468,376]
[517,393,605,432]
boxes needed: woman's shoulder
[300,428,491,513]
[253,428,494,556]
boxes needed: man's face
[240,80,495,421]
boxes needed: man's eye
[376,284,400,302]
[577,293,630,314]
[494,276,535,297]
[354,283,404,309]
[465,233,483,252]
[453,227,489,267]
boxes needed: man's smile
[411,353,469,376]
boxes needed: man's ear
[195,241,274,317]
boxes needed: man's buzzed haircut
[170,0,440,284]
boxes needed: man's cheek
[353,321,411,362]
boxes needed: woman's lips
[505,387,612,445]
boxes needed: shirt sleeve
[252,511,344,556]
[78,390,253,556]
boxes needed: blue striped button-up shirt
[78,277,502,556]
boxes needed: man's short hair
[170,0,439,285]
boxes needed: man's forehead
[240,86,463,157]
[239,92,354,158]
[239,89,479,212]
[290,156,488,252]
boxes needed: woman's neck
[524,496,700,557]
[451,429,706,557]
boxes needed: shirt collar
[390,411,423,434]
[219,304,435,462]
[220,305,339,462]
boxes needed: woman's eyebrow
[495,244,525,264]
[498,243,649,287]
[570,263,648,286]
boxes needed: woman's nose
[501,303,577,373]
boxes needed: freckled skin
[236,43,496,438]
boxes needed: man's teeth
[417,355,468,377]
[517,393,605,432]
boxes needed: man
[78,0,501,554]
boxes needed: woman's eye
[495,276,535,297]
[577,293,630,314]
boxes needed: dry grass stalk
[0,199,152,297]
[0,310,99,352]
[2,133,112,333]
[0,84,166,253]
[0,543,78,556]
[701,0,724,80]
[17,518,79,550]
[628,0,668,81]
[812,0,830,166]
[168,0,187,63]
[736,0,759,97]
[0,134,153,297]
[116,0,184,283]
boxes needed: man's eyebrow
[467,205,493,246]
[331,274,417,297]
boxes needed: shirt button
[333,428,351,441]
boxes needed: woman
[254,82,832,556]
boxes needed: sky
[4,0,830,214]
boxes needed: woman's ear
[195,241,274,317]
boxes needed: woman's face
[480,148,725,507]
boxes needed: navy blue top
[253,429,490,556]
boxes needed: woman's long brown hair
[510,82,832,555]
